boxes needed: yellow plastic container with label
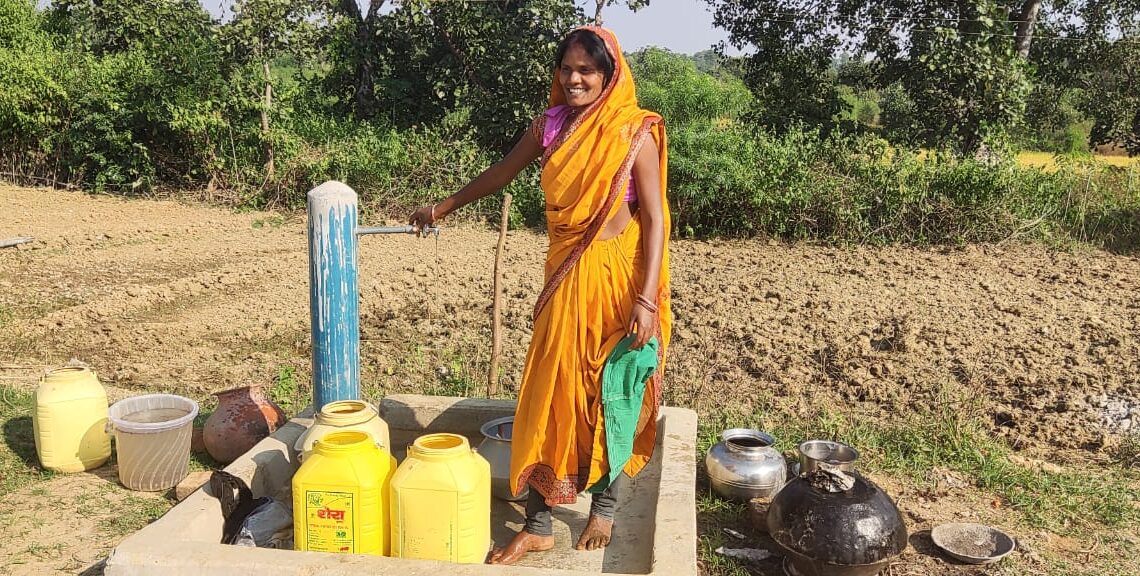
[390,433,491,563]
[33,366,111,473]
[292,431,396,555]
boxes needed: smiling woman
[407,26,672,566]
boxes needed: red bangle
[635,295,658,314]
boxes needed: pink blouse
[542,105,638,203]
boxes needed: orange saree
[510,27,673,505]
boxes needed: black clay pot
[767,472,907,576]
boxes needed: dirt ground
[2,185,1139,574]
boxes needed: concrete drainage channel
[103,394,699,576]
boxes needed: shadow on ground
[3,415,39,468]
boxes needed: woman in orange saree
[409,26,671,565]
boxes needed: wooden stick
[488,193,512,396]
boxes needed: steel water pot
[705,428,788,501]
[476,416,528,501]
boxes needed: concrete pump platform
[104,394,698,575]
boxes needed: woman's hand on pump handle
[408,204,436,236]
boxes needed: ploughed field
[1,184,1137,575]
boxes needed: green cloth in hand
[588,334,659,494]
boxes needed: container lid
[108,394,199,435]
[931,522,1016,564]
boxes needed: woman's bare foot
[488,531,555,565]
[574,514,614,550]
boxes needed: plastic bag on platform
[234,498,293,549]
[209,470,293,549]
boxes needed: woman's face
[559,42,606,109]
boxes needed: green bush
[666,123,1140,247]
[254,111,541,227]
[1020,84,1092,154]
[0,0,234,191]
[1,2,1136,252]
[0,0,67,154]
[629,48,753,125]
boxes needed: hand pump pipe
[307,182,438,410]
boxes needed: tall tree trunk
[1014,0,1043,58]
[337,0,382,117]
[261,56,275,179]
[594,0,604,26]
[354,39,378,118]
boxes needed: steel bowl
[931,522,1015,564]
[797,440,859,474]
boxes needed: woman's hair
[555,29,615,87]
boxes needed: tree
[1083,37,1140,155]
[1032,8,1140,155]
[704,1,1133,153]
[313,0,388,118]
[592,0,648,26]
[392,0,587,149]
[45,0,231,187]
[313,0,652,147]
[706,1,845,134]
[223,0,308,178]
[0,0,69,155]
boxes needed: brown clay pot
[202,385,287,464]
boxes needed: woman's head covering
[547,26,635,114]
[539,26,668,247]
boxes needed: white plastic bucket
[108,394,199,491]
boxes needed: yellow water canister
[33,366,111,473]
[295,400,390,461]
[292,431,396,555]
[390,433,491,563]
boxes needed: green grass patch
[423,350,483,399]
[251,214,287,229]
[698,403,1140,534]
[0,386,54,494]
[270,364,308,416]
[695,490,757,576]
[368,336,492,400]
[23,542,65,560]
[1112,433,1140,469]
[97,494,171,537]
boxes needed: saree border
[516,463,589,506]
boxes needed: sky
[579,1,730,54]
[197,0,732,56]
